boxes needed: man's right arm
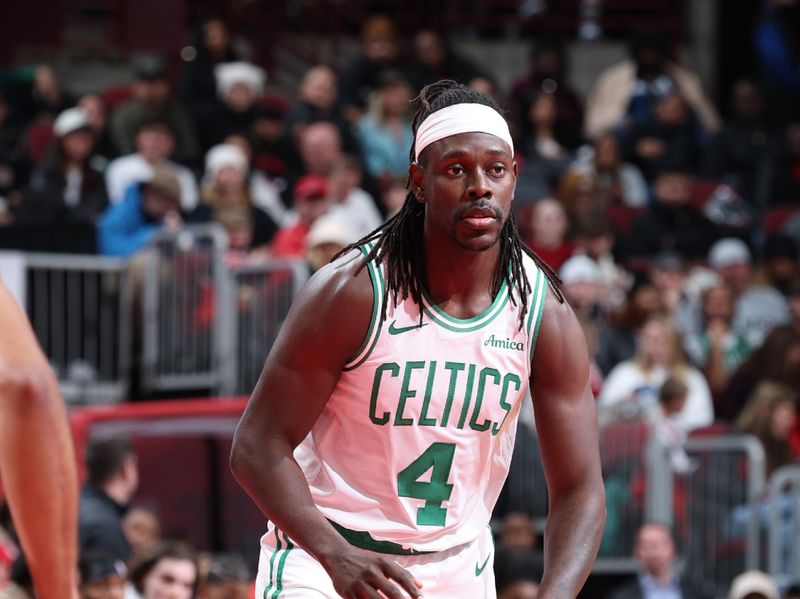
[229,255,422,599]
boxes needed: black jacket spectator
[78,484,131,563]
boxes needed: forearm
[230,434,351,569]
[0,372,78,599]
[538,482,606,599]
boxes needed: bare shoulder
[274,248,376,366]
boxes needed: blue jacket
[98,183,161,257]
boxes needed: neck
[649,568,674,587]
[422,233,502,318]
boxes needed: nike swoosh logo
[388,321,428,335]
[475,553,491,576]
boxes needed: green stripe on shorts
[271,531,294,599]
[264,527,283,598]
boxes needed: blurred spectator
[110,55,198,165]
[510,39,583,141]
[338,15,407,124]
[649,377,696,474]
[559,255,607,321]
[769,122,800,205]
[623,92,703,182]
[78,94,117,165]
[737,382,798,477]
[121,508,160,561]
[718,324,800,421]
[327,155,382,239]
[27,107,108,226]
[98,167,183,257]
[525,197,574,270]
[79,437,138,562]
[355,71,414,181]
[608,522,711,599]
[708,237,790,347]
[105,118,198,210]
[406,29,478,91]
[270,174,332,259]
[179,19,241,112]
[515,92,575,204]
[648,251,688,321]
[703,80,779,202]
[568,133,648,208]
[223,133,289,227]
[298,121,343,178]
[284,65,352,152]
[555,169,599,231]
[684,283,750,396]
[78,552,126,599]
[573,217,631,311]
[754,0,800,124]
[128,542,197,599]
[727,570,780,599]
[194,62,266,152]
[584,30,719,141]
[250,100,300,184]
[596,282,666,375]
[763,234,799,296]
[27,64,73,122]
[624,169,719,261]
[305,215,353,273]
[188,143,278,251]
[0,90,30,200]
[198,554,249,599]
[598,317,714,432]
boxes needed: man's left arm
[530,292,606,598]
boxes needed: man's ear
[409,162,426,203]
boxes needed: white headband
[414,103,514,161]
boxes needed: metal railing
[20,252,132,404]
[225,259,309,395]
[141,226,233,395]
[768,465,800,589]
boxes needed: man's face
[142,558,195,599]
[301,67,337,109]
[142,188,178,220]
[300,125,341,174]
[653,173,690,206]
[412,131,517,253]
[635,525,676,578]
[134,79,170,106]
[136,126,175,162]
[81,575,125,599]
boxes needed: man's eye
[490,165,506,175]
[447,165,464,176]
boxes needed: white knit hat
[53,107,90,137]
[215,62,266,97]
[708,237,752,270]
[205,144,248,180]
[560,255,602,284]
[728,570,779,599]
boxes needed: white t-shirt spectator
[106,153,198,211]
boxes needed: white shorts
[255,524,496,599]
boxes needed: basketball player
[0,281,79,599]
[231,81,605,598]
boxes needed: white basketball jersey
[294,242,548,553]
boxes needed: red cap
[294,174,329,200]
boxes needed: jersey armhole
[343,243,384,371]
[526,267,548,365]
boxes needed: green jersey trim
[344,243,384,371]
[329,519,435,555]
[526,266,548,363]
[420,278,510,333]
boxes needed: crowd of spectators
[1,2,800,597]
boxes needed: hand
[322,547,424,599]
[706,319,728,346]
[163,210,183,231]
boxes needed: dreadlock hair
[335,80,564,329]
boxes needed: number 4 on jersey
[397,442,456,526]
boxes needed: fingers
[380,560,423,598]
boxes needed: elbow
[229,428,256,484]
[0,368,52,409]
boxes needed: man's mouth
[460,206,498,229]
